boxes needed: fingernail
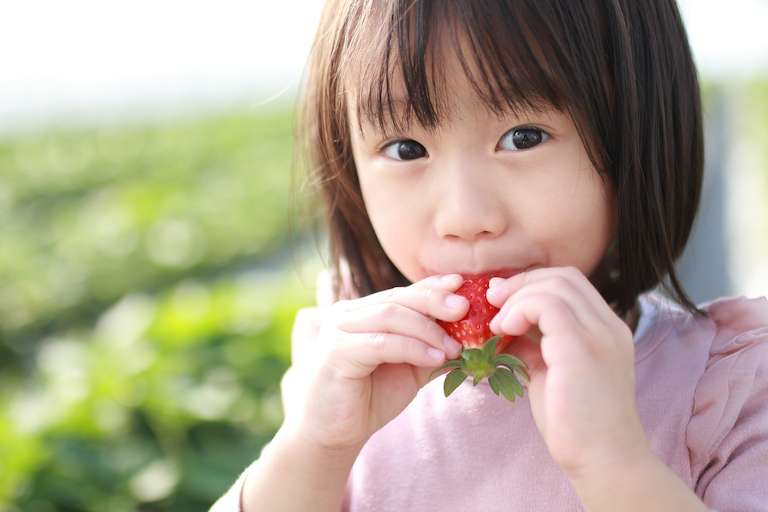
[441,273,461,281]
[443,335,462,353]
[489,277,505,287]
[487,284,503,299]
[445,294,467,308]
[428,347,444,361]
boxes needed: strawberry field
[0,105,318,511]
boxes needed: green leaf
[480,336,500,360]
[488,373,501,396]
[429,359,463,381]
[493,353,527,369]
[493,354,529,381]
[488,368,524,402]
[443,368,469,397]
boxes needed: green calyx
[429,336,529,403]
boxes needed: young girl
[213,0,768,510]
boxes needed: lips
[427,267,527,280]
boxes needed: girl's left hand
[486,267,648,481]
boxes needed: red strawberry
[432,277,528,402]
[437,278,514,353]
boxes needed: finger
[496,295,590,374]
[337,301,463,357]
[491,291,584,343]
[492,291,632,372]
[411,273,465,291]
[488,267,613,325]
[336,332,449,377]
[338,275,469,324]
[492,278,601,334]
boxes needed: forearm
[570,447,709,512]
[241,424,360,512]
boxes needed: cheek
[360,177,399,234]
[359,179,424,276]
[534,174,616,273]
[577,198,616,272]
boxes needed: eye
[382,139,428,161]
[498,127,549,151]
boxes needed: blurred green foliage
[729,77,768,285]
[741,78,768,219]
[744,79,768,158]
[0,106,318,511]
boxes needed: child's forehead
[339,11,567,136]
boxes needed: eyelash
[380,126,550,161]
[381,139,428,161]
[497,126,550,151]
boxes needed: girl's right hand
[289,273,468,453]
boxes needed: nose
[433,165,508,241]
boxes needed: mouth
[430,267,528,281]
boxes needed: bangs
[341,0,595,135]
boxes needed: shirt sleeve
[687,296,768,511]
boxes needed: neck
[618,300,640,335]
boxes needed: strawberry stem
[429,337,528,402]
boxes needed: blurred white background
[1,0,766,129]
[0,0,325,130]
[679,0,768,77]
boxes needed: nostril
[433,176,508,241]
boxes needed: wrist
[241,422,362,512]
[279,416,366,465]
[566,442,652,506]
[567,446,708,512]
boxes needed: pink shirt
[212,294,768,511]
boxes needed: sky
[1,0,767,130]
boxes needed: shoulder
[702,295,768,343]
[693,295,768,402]
[679,295,768,506]
[637,294,768,446]
[680,296,768,477]
[639,293,768,356]
[694,294,768,410]
[695,294,768,413]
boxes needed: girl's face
[348,52,617,284]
